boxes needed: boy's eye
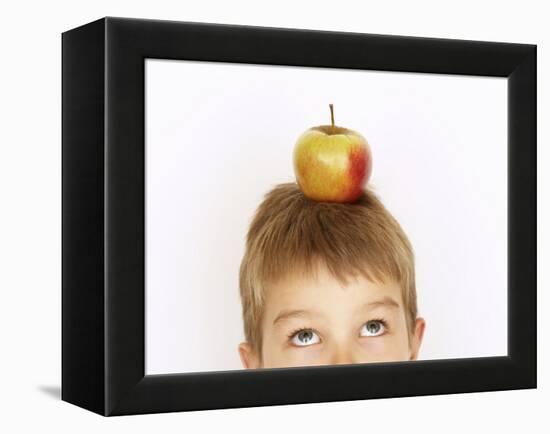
[360,320,386,337]
[290,329,321,347]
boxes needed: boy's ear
[238,342,261,369]
[409,317,426,360]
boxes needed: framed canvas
[62,17,537,416]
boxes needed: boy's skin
[239,261,425,369]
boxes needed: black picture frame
[62,16,537,416]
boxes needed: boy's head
[238,182,425,369]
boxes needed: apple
[293,104,372,203]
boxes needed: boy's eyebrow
[363,296,400,310]
[272,309,312,325]
[272,297,400,325]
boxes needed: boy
[238,182,425,369]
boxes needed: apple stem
[329,104,335,129]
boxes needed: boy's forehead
[264,264,404,313]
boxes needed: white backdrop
[2,1,546,432]
[145,59,507,374]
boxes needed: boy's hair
[239,182,416,353]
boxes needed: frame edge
[62,18,107,416]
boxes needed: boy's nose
[329,345,356,365]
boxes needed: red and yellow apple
[293,104,372,203]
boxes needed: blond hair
[239,182,416,353]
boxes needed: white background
[0,1,547,433]
[146,60,507,374]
